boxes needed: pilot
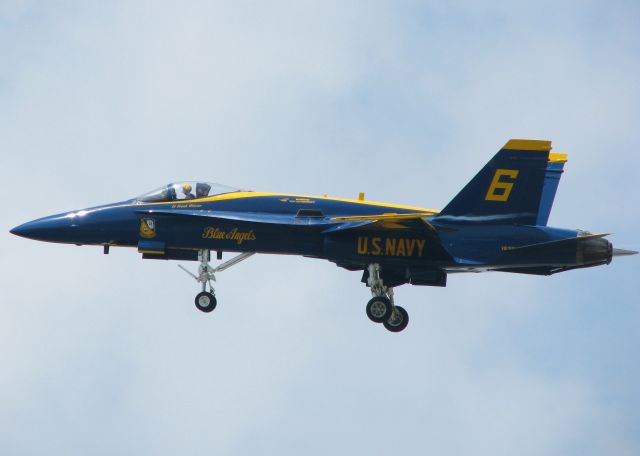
[182,183,195,200]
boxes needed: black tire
[195,291,217,313]
[366,296,393,323]
[383,306,409,332]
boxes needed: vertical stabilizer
[434,139,564,225]
[536,153,567,226]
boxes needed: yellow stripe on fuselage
[133,191,440,213]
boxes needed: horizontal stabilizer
[501,233,612,269]
[506,233,610,252]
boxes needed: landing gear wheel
[366,296,393,323]
[195,291,217,313]
[383,306,409,332]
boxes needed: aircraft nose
[10,222,31,237]
[10,214,78,242]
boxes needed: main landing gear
[365,264,409,333]
[179,250,255,313]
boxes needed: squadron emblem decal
[139,218,156,238]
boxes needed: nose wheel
[179,250,255,314]
[365,264,409,332]
[195,291,217,313]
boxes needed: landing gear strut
[179,250,254,313]
[365,264,409,332]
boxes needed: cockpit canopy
[136,182,241,203]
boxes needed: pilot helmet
[183,183,192,193]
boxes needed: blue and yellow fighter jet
[11,139,637,332]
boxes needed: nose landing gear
[195,291,217,313]
[179,250,255,313]
[365,263,409,332]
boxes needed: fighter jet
[11,139,636,332]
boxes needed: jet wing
[330,211,438,222]
[138,209,441,235]
[136,209,334,226]
[324,212,438,234]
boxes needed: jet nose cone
[9,214,76,242]
[10,222,34,238]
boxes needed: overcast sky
[1,1,639,455]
